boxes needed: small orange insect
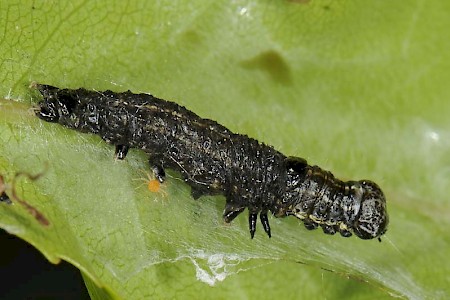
[147,178,161,193]
[134,170,168,198]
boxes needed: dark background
[0,229,90,300]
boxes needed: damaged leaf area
[1,1,449,299]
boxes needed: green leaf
[1,1,449,299]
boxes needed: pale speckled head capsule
[352,180,389,240]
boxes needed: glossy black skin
[36,84,388,240]
[0,175,12,204]
[0,192,11,204]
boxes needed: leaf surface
[1,1,449,299]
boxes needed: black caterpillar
[35,84,389,240]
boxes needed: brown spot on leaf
[240,50,292,85]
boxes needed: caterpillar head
[35,84,78,123]
[353,180,389,240]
